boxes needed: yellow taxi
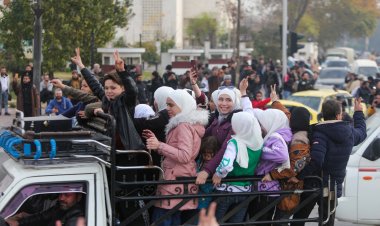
[266,100,319,124]
[287,89,367,118]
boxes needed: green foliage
[186,13,218,47]
[160,39,175,53]
[0,0,133,72]
[139,42,159,65]
[113,36,128,48]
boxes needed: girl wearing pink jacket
[145,89,209,226]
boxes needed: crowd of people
[0,50,374,226]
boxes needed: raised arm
[71,48,105,100]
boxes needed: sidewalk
[0,107,16,128]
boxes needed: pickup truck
[0,112,327,226]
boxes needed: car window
[0,183,86,218]
[352,113,380,154]
[0,153,13,195]
[326,61,349,68]
[358,67,378,77]
[288,96,321,111]
[319,69,348,79]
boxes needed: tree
[186,13,218,48]
[0,0,133,72]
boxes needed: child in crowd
[212,111,263,223]
[197,136,219,209]
[250,108,292,226]
[262,107,311,222]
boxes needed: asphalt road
[0,108,374,226]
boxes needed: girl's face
[104,79,124,100]
[202,149,215,161]
[166,98,181,118]
[217,94,234,114]
[80,80,92,94]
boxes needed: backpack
[277,142,311,212]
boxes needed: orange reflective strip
[362,176,373,180]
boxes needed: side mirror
[363,138,380,161]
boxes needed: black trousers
[291,193,336,226]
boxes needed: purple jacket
[202,111,240,175]
[256,127,292,192]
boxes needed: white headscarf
[134,104,155,118]
[254,109,289,142]
[154,86,174,111]
[231,111,263,168]
[168,89,196,116]
[213,88,241,117]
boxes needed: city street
[0,107,372,226]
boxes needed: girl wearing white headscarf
[145,89,209,225]
[250,109,293,224]
[196,87,243,185]
[212,111,263,223]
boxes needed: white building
[115,0,232,48]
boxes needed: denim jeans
[282,90,292,100]
[215,191,248,223]
[152,207,181,226]
[0,91,8,113]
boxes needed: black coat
[81,67,144,150]
[297,111,366,197]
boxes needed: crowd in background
[0,51,376,226]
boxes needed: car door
[357,131,380,220]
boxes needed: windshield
[288,96,321,111]
[326,61,349,68]
[358,67,378,77]
[351,112,380,154]
[0,151,13,194]
[319,69,348,79]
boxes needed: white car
[336,109,380,225]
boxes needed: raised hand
[198,202,219,226]
[239,77,248,96]
[51,79,65,89]
[354,97,363,112]
[71,48,85,69]
[190,68,198,85]
[270,84,279,102]
[113,50,125,72]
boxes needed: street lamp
[30,0,43,94]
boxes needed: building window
[104,57,110,65]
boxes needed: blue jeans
[0,91,8,113]
[215,191,248,223]
[152,207,181,226]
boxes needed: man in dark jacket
[135,74,148,104]
[291,99,366,226]
[6,193,84,226]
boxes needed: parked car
[336,110,380,225]
[352,59,379,78]
[315,67,350,89]
[266,100,318,124]
[288,89,367,118]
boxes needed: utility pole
[90,30,95,68]
[31,0,43,94]
[235,0,241,84]
[282,0,288,83]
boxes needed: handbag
[277,180,303,212]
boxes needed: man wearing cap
[6,192,84,226]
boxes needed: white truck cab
[336,109,380,225]
[0,148,112,225]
